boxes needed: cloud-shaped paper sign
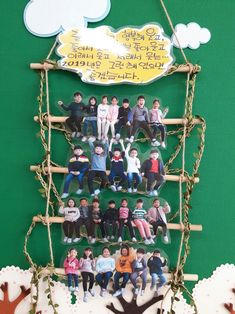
[172,22,211,49]
[23,0,111,37]
[57,24,174,85]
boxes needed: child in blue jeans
[147,250,167,295]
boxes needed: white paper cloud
[23,0,111,37]
[172,22,211,49]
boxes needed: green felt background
[0,0,234,291]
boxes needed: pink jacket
[147,204,171,224]
[64,257,80,275]
[107,104,119,121]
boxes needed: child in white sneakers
[125,143,142,193]
[64,248,80,292]
[105,96,119,139]
[130,248,148,296]
[80,247,96,302]
[97,95,109,140]
[59,199,80,244]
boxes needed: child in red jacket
[64,248,80,292]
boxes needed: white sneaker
[152,235,156,239]
[100,288,106,297]
[117,186,122,191]
[67,238,72,244]
[69,286,75,292]
[61,193,69,199]
[82,136,87,142]
[91,238,96,244]
[63,236,68,243]
[129,136,134,143]
[151,139,160,146]
[94,189,101,195]
[116,133,121,140]
[144,239,150,245]
[113,289,122,297]
[128,188,132,193]
[103,237,109,243]
[110,185,117,192]
[153,190,158,196]
[147,191,154,196]
[121,288,125,295]
[111,235,115,240]
[75,287,79,292]
[88,236,92,243]
[89,136,96,142]
[140,289,145,296]
[73,237,81,243]
[125,137,130,142]
[133,188,137,193]
[83,292,88,302]
[134,288,139,295]
[71,132,76,138]
[76,132,81,138]
[118,237,122,243]
[91,193,95,197]
[163,235,169,243]
[76,189,83,195]
[89,289,95,297]
[161,142,166,149]
[149,238,155,244]
[132,237,137,242]
[98,136,102,141]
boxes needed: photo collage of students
[58,93,171,300]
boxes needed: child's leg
[63,173,74,193]
[134,219,146,239]
[118,219,124,238]
[127,173,133,188]
[91,120,97,137]
[99,221,106,238]
[157,124,166,142]
[73,274,79,288]
[112,221,118,237]
[63,221,71,237]
[66,117,77,132]
[76,172,85,189]
[146,172,155,191]
[87,171,95,193]
[118,172,127,187]
[133,173,142,189]
[130,271,138,288]
[95,273,103,288]
[150,221,158,235]
[110,121,117,138]
[97,118,102,139]
[104,120,110,138]
[74,117,83,133]
[88,273,95,290]
[157,274,167,289]
[75,219,83,238]
[140,270,147,290]
[83,119,88,136]
[81,272,89,291]
[84,219,91,237]
[151,273,158,287]
[153,173,164,191]
[114,272,121,291]
[108,171,116,185]
[126,221,135,238]
[121,273,130,288]
[103,221,110,237]
[130,120,140,137]
[151,124,158,137]
[99,171,108,190]
[140,121,153,140]
[103,272,113,289]
[115,120,122,135]
[142,219,151,238]
[67,273,73,287]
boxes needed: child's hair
[153,249,160,254]
[136,198,143,204]
[83,247,93,259]
[122,98,129,104]
[137,248,145,254]
[74,145,83,151]
[130,148,138,153]
[95,143,104,149]
[111,96,118,101]
[102,95,108,100]
[121,198,128,203]
[150,149,159,154]
[153,198,160,203]
[137,95,145,100]
[67,198,76,207]
[102,246,111,254]
[120,244,129,255]
[108,200,116,205]
[92,198,100,204]
[89,96,97,105]
[153,98,160,104]
[80,198,88,203]
[74,92,82,97]
[68,247,77,254]
[114,147,121,152]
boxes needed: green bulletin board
[0,0,234,303]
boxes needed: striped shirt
[132,207,147,220]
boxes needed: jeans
[114,272,130,291]
[63,172,85,193]
[151,123,166,141]
[151,273,167,288]
[108,170,127,186]
[83,118,97,136]
[68,273,79,287]
[127,172,142,189]
[96,271,113,289]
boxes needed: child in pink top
[105,96,119,139]
[117,199,137,243]
[64,248,80,292]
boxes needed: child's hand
[119,139,124,144]
[141,172,145,176]
[163,108,169,115]
[74,171,80,175]
[124,219,128,223]
[58,101,63,106]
